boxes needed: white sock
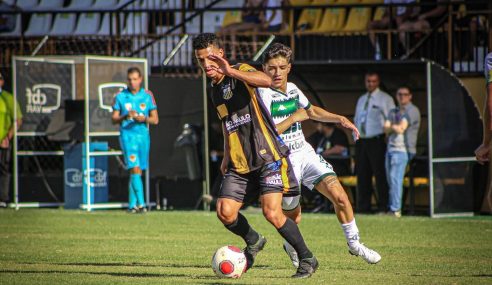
[341,219,360,248]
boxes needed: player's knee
[262,208,284,227]
[283,206,301,224]
[216,201,236,224]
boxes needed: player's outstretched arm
[306,105,360,140]
[208,54,271,88]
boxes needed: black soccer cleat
[291,256,319,279]
[243,235,267,271]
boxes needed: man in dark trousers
[0,72,22,207]
[354,72,394,213]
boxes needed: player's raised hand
[475,143,490,164]
[208,53,233,76]
[339,116,360,141]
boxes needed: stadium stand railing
[0,0,490,76]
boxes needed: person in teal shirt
[112,67,158,213]
[0,72,22,207]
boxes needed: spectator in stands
[262,0,284,32]
[220,0,264,34]
[354,71,394,213]
[475,52,492,213]
[397,0,447,51]
[0,1,16,33]
[315,122,351,176]
[383,86,420,218]
[0,72,22,208]
[368,0,416,60]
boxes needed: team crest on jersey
[222,82,234,100]
[139,103,146,111]
[129,154,137,162]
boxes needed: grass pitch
[0,209,491,284]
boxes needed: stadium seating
[74,13,101,35]
[66,0,94,11]
[290,0,312,6]
[3,0,16,5]
[49,13,76,35]
[221,10,242,28]
[97,13,117,35]
[296,0,333,32]
[38,0,64,9]
[121,12,149,35]
[0,14,22,37]
[316,6,346,32]
[15,0,39,10]
[340,6,371,34]
[92,0,118,9]
[24,13,52,36]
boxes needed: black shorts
[219,157,300,203]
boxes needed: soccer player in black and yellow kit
[193,33,318,278]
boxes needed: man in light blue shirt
[112,67,159,213]
[354,72,395,213]
[384,86,420,217]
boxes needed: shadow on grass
[409,273,492,278]
[0,269,189,278]
[20,262,271,270]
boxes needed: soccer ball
[211,245,247,278]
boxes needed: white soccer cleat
[348,243,381,264]
[283,241,300,268]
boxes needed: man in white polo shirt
[354,71,395,213]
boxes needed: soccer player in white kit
[258,43,381,267]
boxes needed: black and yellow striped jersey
[209,63,289,174]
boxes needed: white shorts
[282,146,336,211]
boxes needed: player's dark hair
[127,67,142,77]
[262,43,292,64]
[192,33,223,50]
[365,71,380,78]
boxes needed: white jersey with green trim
[258,82,312,154]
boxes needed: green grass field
[0,209,491,285]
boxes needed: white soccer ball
[211,245,247,278]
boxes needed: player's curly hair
[192,33,223,50]
[262,43,293,64]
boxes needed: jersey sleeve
[294,84,311,109]
[257,88,273,115]
[235,63,257,72]
[112,94,122,111]
[146,90,157,111]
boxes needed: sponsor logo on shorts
[225,113,251,132]
[265,173,283,186]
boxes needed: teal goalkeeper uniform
[113,87,157,171]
